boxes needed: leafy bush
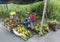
[47,0,60,23]
[0,1,43,19]
[1,0,60,24]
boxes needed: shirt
[30,13,36,22]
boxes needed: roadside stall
[3,11,33,41]
[2,0,59,41]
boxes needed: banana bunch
[35,23,40,33]
[14,24,31,38]
[38,23,50,36]
[4,19,17,27]
[48,19,58,25]
[42,23,50,35]
[4,19,9,24]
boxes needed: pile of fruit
[47,19,58,25]
[3,18,58,39]
[35,23,50,36]
[14,24,31,38]
[35,23,40,34]
[41,23,50,35]
[4,19,17,27]
[47,19,59,31]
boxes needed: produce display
[42,23,50,35]
[35,23,50,36]
[13,24,32,40]
[47,19,58,31]
[47,19,58,25]
[4,19,17,27]
[3,11,59,41]
[35,23,40,34]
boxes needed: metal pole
[39,0,47,35]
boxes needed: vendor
[23,15,30,29]
[29,10,36,33]
[10,11,16,19]
[16,12,21,23]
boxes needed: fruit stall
[3,18,33,41]
[3,16,58,36]
[2,0,59,41]
[2,12,32,41]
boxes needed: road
[0,21,60,42]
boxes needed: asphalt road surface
[0,21,60,42]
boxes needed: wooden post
[0,6,1,11]
[6,1,9,13]
[39,0,47,35]
[6,4,8,12]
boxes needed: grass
[0,1,43,14]
[0,0,60,23]
[0,1,43,21]
[47,0,60,23]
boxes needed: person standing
[16,12,21,23]
[29,10,36,32]
[10,11,16,19]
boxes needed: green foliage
[0,1,43,20]
[1,0,60,24]
[47,0,60,22]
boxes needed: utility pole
[39,0,47,35]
